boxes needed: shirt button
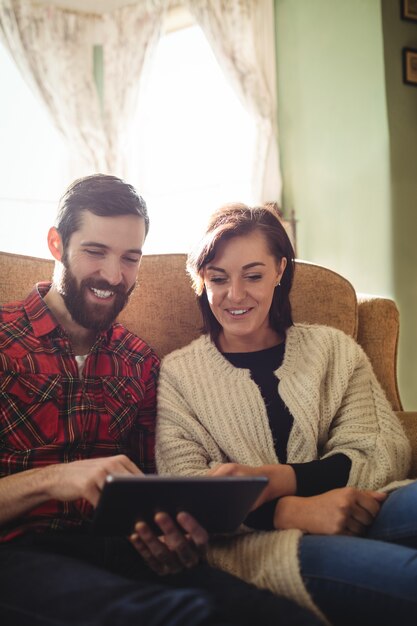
[125,392,132,400]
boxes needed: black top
[222,343,351,529]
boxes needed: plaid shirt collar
[23,282,59,338]
[24,282,112,344]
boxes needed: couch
[0,249,416,477]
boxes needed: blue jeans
[0,532,319,626]
[300,481,417,625]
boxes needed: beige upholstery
[0,250,416,477]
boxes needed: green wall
[381,0,417,411]
[275,0,417,409]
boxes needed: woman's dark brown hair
[187,203,295,342]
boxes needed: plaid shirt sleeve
[134,348,159,474]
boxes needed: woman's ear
[47,227,64,262]
[277,257,287,283]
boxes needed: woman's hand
[274,487,387,536]
[207,462,297,508]
[129,511,208,576]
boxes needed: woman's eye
[246,274,262,281]
[209,276,226,284]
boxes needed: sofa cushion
[291,261,358,338]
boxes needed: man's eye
[86,249,103,256]
[123,257,140,264]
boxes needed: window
[129,23,256,254]
[0,43,68,258]
[0,22,256,257]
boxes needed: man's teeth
[229,309,248,316]
[91,287,114,299]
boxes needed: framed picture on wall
[403,48,417,86]
[401,0,417,21]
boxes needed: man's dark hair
[187,203,295,343]
[55,174,149,250]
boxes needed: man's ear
[47,227,64,262]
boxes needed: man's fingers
[132,521,182,574]
[176,511,209,550]
[107,455,143,476]
[155,512,200,568]
[130,512,206,575]
[130,531,179,575]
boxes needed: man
[0,174,319,626]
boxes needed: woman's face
[203,230,287,352]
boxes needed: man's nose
[100,258,123,286]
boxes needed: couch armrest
[357,296,402,411]
[396,412,417,478]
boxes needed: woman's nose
[229,280,245,302]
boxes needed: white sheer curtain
[185,0,282,204]
[97,2,167,177]
[0,0,167,177]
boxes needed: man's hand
[129,511,208,576]
[44,454,142,507]
[0,454,142,527]
[275,486,387,536]
[208,462,297,508]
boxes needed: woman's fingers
[344,491,385,535]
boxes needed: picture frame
[401,0,417,21]
[403,47,417,86]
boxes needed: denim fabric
[300,482,417,625]
[0,533,320,626]
[367,480,417,547]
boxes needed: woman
[156,203,417,625]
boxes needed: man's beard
[58,263,134,331]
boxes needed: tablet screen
[92,475,268,536]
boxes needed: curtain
[185,0,282,204]
[0,0,167,178]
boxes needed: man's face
[56,211,146,331]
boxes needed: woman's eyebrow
[206,265,226,273]
[206,262,265,272]
[242,262,265,270]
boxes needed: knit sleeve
[321,337,411,490]
[156,355,226,476]
[281,326,411,491]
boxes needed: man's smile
[89,287,115,300]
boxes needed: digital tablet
[92,475,268,536]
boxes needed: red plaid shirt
[0,283,159,541]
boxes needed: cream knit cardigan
[156,324,411,621]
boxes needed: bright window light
[0,23,256,258]
[128,24,257,254]
[0,43,68,258]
